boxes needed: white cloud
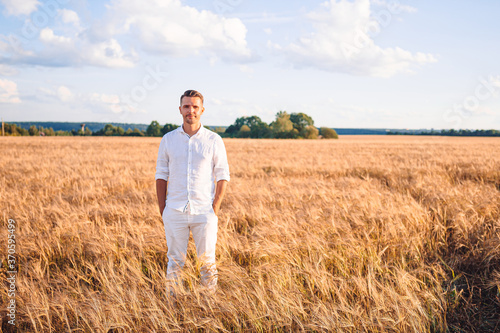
[490,75,500,90]
[237,13,295,24]
[0,64,18,76]
[238,64,254,74]
[95,0,252,62]
[0,0,38,16]
[57,86,74,102]
[89,93,124,114]
[474,106,497,116]
[87,92,147,114]
[1,0,251,67]
[271,0,436,77]
[39,85,144,114]
[39,28,72,45]
[370,0,417,13]
[39,85,74,102]
[58,9,80,28]
[0,34,35,58]
[1,26,135,68]
[83,38,135,68]
[0,79,21,103]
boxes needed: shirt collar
[178,123,205,137]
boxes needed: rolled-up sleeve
[213,136,230,182]
[155,136,169,181]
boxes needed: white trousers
[162,206,218,290]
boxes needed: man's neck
[182,123,202,137]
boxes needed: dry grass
[1,135,499,332]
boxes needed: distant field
[1,136,499,332]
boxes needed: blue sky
[1,0,499,129]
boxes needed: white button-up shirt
[155,125,230,214]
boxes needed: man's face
[179,96,204,126]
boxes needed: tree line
[2,123,154,137]
[388,129,500,137]
[2,111,339,139]
[4,119,499,138]
[222,112,338,139]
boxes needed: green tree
[77,128,92,136]
[290,112,314,135]
[146,121,162,137]
[161,123,179,135]
[224,124,238,137]
[213,127,226,135]
[243,116,272,138]
[93,124,123,136]
[225,116,269,138]
[103,124,116,136]
[125,128,145,136]
[4,123,17,136]
[320,127,338,139]
[243,116,264,129]
[233,117,246,129]
[251,122,272,138]
[42,127,56,136]
[5,123,28,136]
[238,124,251,138]
[29,125,39,136]
[271,111,294,138]
[133,128,145,136]
[303,125,319,139]
[55,130,72,136]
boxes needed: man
[155,90,229,294]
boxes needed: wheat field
[1,136,499,332]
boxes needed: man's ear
[179,106,182,114]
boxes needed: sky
[0,0,499,129]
